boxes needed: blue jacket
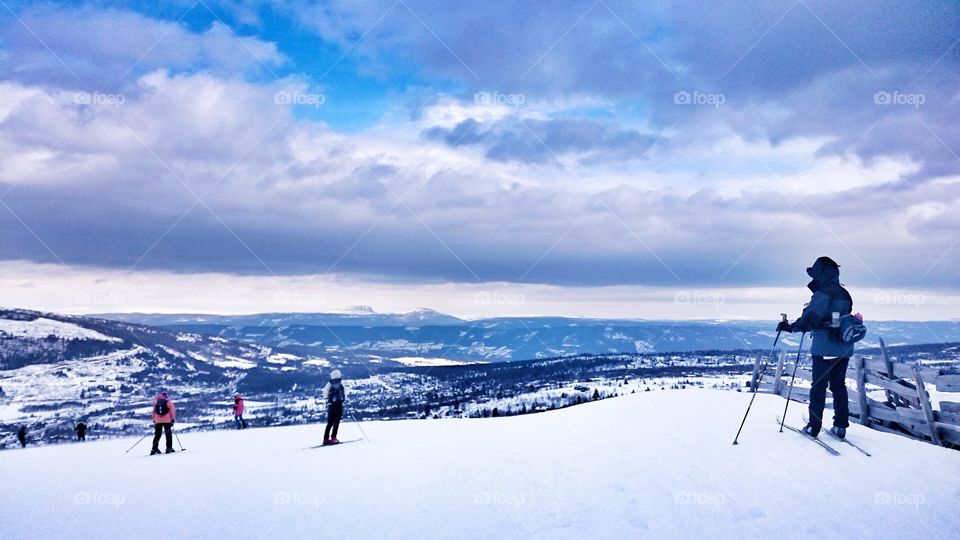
[791,261,854,358]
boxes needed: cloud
[3,259,958,320]
[291,0,960,183]
[0,2,958,300]
[0,3,284,90]
[423,117,661,164]
[1,66,958,290]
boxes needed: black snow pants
[808,356,850,435]
[324,401,343,441]
[152,423,173,451]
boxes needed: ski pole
[779,332,806,432]
[732,315,786,445]
[350,414,370,442]
[773,313,787,347]
[175,432,185,451]
[125,432,150,453]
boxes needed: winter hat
[234,393,241,398]
[806,256,839,277]
[159,391,169,398]
[330,369,342,381]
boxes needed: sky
[0,0,958,320]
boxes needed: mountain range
[94,307,960,361]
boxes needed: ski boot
[801,423,820,438]
[829,426,846,439]
[165,448,176,454]
[330,438,339,445]
[150,449,161,455]
[322,439,333,446]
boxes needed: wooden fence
[749,337,960,449]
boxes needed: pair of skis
[803,415,871,456]
[777,416,871,456]
[305,438,363,450]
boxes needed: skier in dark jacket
[777,256,854,439]
[17,426,27,448]
[75,422,87,441]
[322,370,346,445]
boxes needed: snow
[1,390,958,539]
[157,345,184,358]
[392,356,475,367]
[210,357,256,370]
[302,358,331,368]
[0,347,147,406]
[267,353,299,364]
[0,317,121,342]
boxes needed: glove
[776,321,792,333]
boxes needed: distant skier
[17,426,27,448]
[322,370,345,445]
[150,391,177,455]
[232,393,245,429]
[777,256,854,439]
[75,421,87,441]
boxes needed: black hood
[806,256,840,293]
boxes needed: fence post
[773,349,786,395]
[856,356,869,426]
[914,367,942,446]
[878,337,896,406]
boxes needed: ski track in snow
[1,390,958,539]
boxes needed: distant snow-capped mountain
[91,310,960,361]
[94,307,466,328]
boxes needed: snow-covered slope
[2,390,957,539]
[0,317,121,342]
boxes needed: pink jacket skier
[150,391,177,455]
[151,392,176,424]
[233,393,246,429]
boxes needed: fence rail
[750,337,960,449]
